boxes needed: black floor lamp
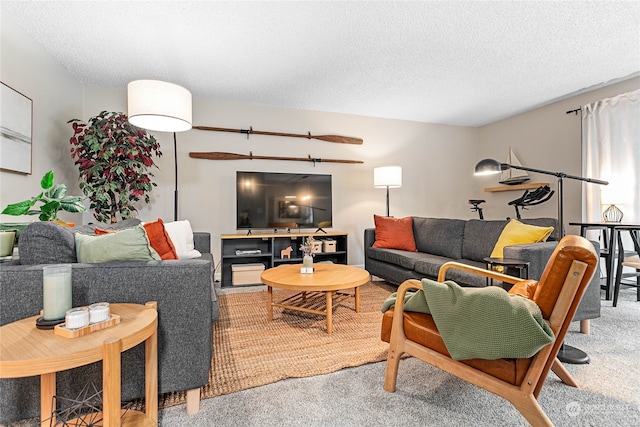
[127,79,193,221]
[474,158,608,364]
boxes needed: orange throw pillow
[94,228,118,235]
[372,215,418,252]
[143,218,178,260]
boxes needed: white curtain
[582,89,640,224]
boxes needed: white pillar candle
[42,265,72,321]
[0,230,16,257]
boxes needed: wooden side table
[0,302,158,427]
[483,257,530,286]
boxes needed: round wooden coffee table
[261,263,370,334]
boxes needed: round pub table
[0,302,158,427]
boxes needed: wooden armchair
[381,235,598,426]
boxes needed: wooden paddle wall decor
[193,125,363,145]
[189,151,363,166]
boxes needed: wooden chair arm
[437,261,526,285]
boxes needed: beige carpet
[157,281,395,408]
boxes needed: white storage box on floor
[231,263,265,286]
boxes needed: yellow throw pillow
[490,219,554,259]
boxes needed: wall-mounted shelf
[484,182,550,192]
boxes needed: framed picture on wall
[1,82,33,174]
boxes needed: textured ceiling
[3,1,639,127]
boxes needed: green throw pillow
[75,225,160,263]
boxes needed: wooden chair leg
[509,393,554,427]
[383,343,403,392]
[551,357,579,387]
[579,319,590,334]
[186,388,200,414]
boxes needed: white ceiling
[3,1,639,127]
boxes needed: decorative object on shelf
[0,82,32,174]
[374,166,402,217]
[38,264,72,328]
[69,111,162,223]
[1,170,85,221]
[127,79,193,221]
[280,246,293,259]
[301,236,315,273]
[194,125,363,145]
[190,151,363,165]
[0,229,16,259]
[499,147,530,185]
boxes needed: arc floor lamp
[475,157,608,364]
[127,79,192,221]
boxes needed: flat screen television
[236,171,332,231]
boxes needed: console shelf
[220,231,348,287]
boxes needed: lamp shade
[474,158,505,176]
[374,166,402,188]
[127,80,192,132]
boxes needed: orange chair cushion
[507,280,538,299]
[143,218,178,260]
[381,309,532,386]
[372,215,418,252]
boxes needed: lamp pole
[174,132,179,221]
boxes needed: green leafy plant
[1,170,86,221]
[69,111,162,223]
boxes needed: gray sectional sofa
[0,220,217,424]
[364,217,601,322]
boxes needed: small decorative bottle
[300,236,315,274]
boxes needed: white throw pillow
[163,220,202,259]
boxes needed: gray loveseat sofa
[364,217,600,323]
[0,219,217,424]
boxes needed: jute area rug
[158,281,395,409]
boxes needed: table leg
[40,372,55,427]
[145,304,158,423]
[607,229,617,300]
[354,286,360,313]
[326,291,333,334]
[267,286,273,321]
[102,337,122,427]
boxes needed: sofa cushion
[75,225,161,263]
[366,247,424,270]
[413,217,465,259]
[461,219,509,262]
[372,215,418,252]
[413,253,455,278]
[18,221,77,264]
[490,219,554,259]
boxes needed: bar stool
[613,226,640,307]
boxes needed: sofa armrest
[503,241,557,282]
[364,228,376,249]
[193,232,211,253]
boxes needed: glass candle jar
[42,264,72,321]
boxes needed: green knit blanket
[381,278,554,360]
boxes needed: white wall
[82,87,479,267]
[0,15,84,224]
[476,77,640,235]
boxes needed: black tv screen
[236,171,332,230]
